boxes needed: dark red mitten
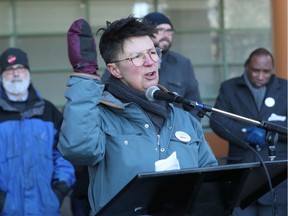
[67,19,99,76]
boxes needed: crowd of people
[0,11,286,216]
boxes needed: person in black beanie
[142,12,202,120]
[0,47,75,215]
[0,48,30,73]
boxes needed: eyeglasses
[111,47,162,67]
[156,28,174,35]
[3,65,27,75]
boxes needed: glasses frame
[3,65,27,76]
[111,47,162,67]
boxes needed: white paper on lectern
[154,151,180,172]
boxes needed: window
[0,0,272,130]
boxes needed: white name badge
[265,97,275,107]
[175,131,191,143]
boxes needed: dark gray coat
[210,74,287,206]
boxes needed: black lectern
[96,160,287,216]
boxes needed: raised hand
[67,19,99,77]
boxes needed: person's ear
[106,63,123,79]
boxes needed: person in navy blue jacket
[210,47,287,216]
[0,48,75,216]
[142,12,202,120]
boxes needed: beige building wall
[272,0,287,79]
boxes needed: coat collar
[234,74,280,117]
[100,84,171,109]
[162,50,177,64]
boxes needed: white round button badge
[175,131,191,143]
[265,97,275,107]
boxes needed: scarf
[108,76,168,133]
[244,73,266,111]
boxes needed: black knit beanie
[0,48,30,73]
[143,12,174,30]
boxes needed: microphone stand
[182,100,287,216]
[146,88,286,215]
[145,88,287,160]
[186,101,287,161]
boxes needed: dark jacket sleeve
[209,78,250,149]
[52,181,71,206]
[0,190,7,212]
[159,51,202,120]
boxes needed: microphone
[145,86,183,103]
[145,86,213,112]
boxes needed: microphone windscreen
[145,86,159,102]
